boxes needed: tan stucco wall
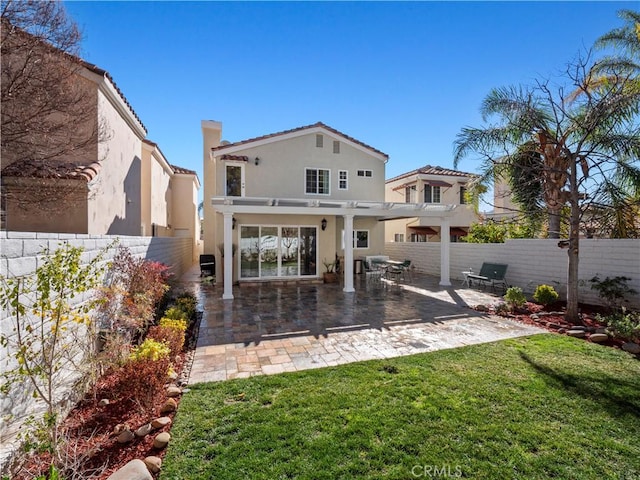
[202,121,222,255]
[172,174,200,263]
[213,132,385,201]
[86,89,144,235]
[384,173,478,242]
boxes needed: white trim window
[305,168,330,195]
[338,170,348,190]
[353,230,369,249]
[394,233,404,242]
[424,185,441,203]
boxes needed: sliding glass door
[239,225,317,279]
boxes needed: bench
[467,263,508,292]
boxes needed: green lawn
[161,334,640,480]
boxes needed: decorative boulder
[622,342,640,355]
[143,456,162,473]
[160,398,177,414]
[117,429,135,444]
[166,386,182,397]
[107,459,152,480]
[589,333,609,343]
[151,416,172,429]
[135,423,153,437]
[153,431,171,449]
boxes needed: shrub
[148,325,185,356]
[504,286,527,311]
[175,294,197,320]
[597,308,640,341]
[163,306,188,321]
[589,275,637,311]
[494,302,510,315]
[120,356,170,410]
[159,317,188,332]
[129,338,170,362]
[533,284,559,306]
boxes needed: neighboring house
[486,178,521,221]
[202,121,460,299]
[385,165,478,242]
[1,28,200,258]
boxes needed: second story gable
[385,165,475,206]
[203,122,388,202]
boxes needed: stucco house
[202,121,460,299]
[385,165,478,243]
[1,27,200,257]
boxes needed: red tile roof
[220,154,249,162]
[171,164,197,175]
[212,122,389,159]
[386,165,476,183]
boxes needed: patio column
[222,212,234,300]
[439,217,451,286]
[343,214,355,293]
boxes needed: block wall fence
[385,239,640,309]
[0,231,195,472]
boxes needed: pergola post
[439,217,451,286]
[222,212,234,300]
[343,214,355,293]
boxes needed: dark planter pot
[323,272,338,284]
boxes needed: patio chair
[364,261,384,284]
[401,260,413,282]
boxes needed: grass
[161,334,640,479]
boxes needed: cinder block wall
[0,231,194,472]
[386,239,640,308]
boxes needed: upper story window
[405,185,417,203]
[357,170,372,178]
[424,185,441,203]
[333,141,340,154]
[305,168,330,195]
[338,170,348,190]
[316,134,323,148]
[459,186,467,204]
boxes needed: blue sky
[65,1,634,205]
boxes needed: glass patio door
[239,225,317,279]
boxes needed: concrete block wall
[0,231,194,472]
[386,239,640,308]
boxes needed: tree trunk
[548,210,562,239]
[565,157,581,324]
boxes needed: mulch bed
[11,313,201,480]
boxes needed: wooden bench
[467,263,508,292]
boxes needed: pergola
[211,196,457,300]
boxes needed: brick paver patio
[181,268,544,384]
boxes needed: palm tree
[454,58,640,323]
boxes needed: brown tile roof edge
[171,164,198,176]
[211,122,389,159]
[386,165,478,183]
[1,160,102,182]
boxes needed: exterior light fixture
[255,157,260,165]
[232,217,237,230]
[321,218,327,231]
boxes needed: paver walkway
[180,267,544,384]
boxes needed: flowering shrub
[147,325,185,356]
[504,286,527,311]
[129,338,170,362]
[97,246,171,336]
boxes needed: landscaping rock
[546,322,561,329]
[112,423,127,435]
[160,398,177,414]
[589,333,609,343]
[107,459,152,480]
[98,398,110,406]
[595,327,608,334]
[151,416,172,429]
[153,431,171,449]
[566,330,586,338]
[475,304,489,312]
[558,328,566,334]
[135,423,153,437]
[569,325,587,331]
[117,429,135,444]
[143,456,162,473]
[622,342,640,355]
[166,386,182,397]
[168,370,179,380]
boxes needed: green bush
[596,308,640,341]
[164,306,188,321]
[589,275,637,310]
[175,293,197,320]
[533,284,559,306]
[504,286,527,310]
[159,317,188,332]
[129,338,170,362]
